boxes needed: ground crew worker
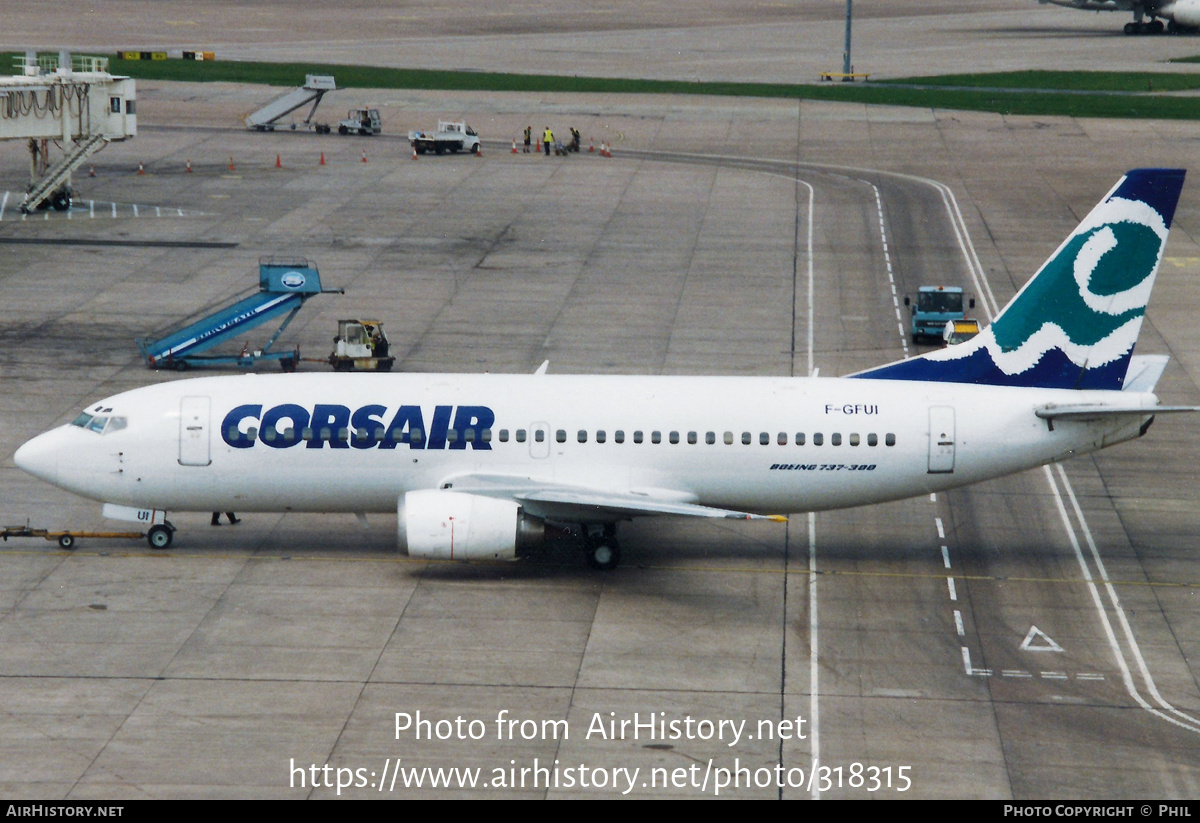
[523,125,532,153]
[543,126,553,156]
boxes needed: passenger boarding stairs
[243,75,336,131]
[136,257,342,371]
[21,133,107,212]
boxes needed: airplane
[1039,0,1200,34]
[12,168,1196,570]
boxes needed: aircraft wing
[439,473,788,522]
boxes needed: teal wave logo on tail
[854,168,1186,390]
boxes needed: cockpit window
[73,412,126,434]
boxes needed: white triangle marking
[1020,625,1064,653]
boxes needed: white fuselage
[15,373,1154,518]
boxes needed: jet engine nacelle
[398,489,545,560]
[1163,0,1200,26]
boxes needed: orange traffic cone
[137,162,145,175]
[319,152,325,166]
[89,164,96,177]
[475,142,482,157]
[275,154,282,168]
[588,139,594,153]
[511,140,518,154]
[229,156,235,171]
[185,159,192,173]
[361,150,368,163]
[412,145,418,160]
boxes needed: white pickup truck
[408,121,480,154]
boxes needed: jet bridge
[243,75,335,131]
[136,257,342,371]
[0,52,136,212]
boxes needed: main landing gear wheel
[147,524,174,550]
[585,535,621,571]
[1125,20,1165,34]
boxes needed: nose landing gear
[147,522,175,550]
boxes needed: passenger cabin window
[615,430,625,444]
[885,433,896,446]
[813,433,824,446]
[759,432,769,446]
[706,432,716,445]
[577,430,587,443]
[867,433,877,446]
[669,431,679,444]
[516,429,527,443]
[849,433,859,446]
[652,431,662,444]
[596,430,606,443]
[556,430,566,443]
[634,431,644,444]
[831,433,842,446]
[795,433,805,446]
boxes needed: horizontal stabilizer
[1035,403,1198,421]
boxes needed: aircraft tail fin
[853,168,1185,390]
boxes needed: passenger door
[179,396,211,466]
[928,406,955,474]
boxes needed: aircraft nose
[14,430,61,486]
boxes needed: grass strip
[7,54,1200,120]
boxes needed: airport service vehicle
[329,319,394,372]
[337,108,381,136]
[905,285,975,344]
[943,319,981,347]
[14,169,1195,568]
[1039,0,1200,35]
[408,121,480,155]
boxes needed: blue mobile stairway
[136,257,341,371]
